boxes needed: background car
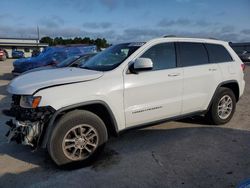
[12,50,25,59]
[12,45,97,75]
[0,49,7,61]
[24,53,97,74]
[237,51,250,62]
[31,49,41,57]
[230,42,250,62]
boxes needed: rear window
[205,44,233,63]
[178,42,209,67]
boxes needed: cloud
[158,18,219,28]
[50,0,139,12]
[83,22,112,29]
[221,26,235,33]
[175,0,192,2]
[113,25,250,43]
[175,0,206,4]
[39,16,65,28]
[0,19,249,45]
[158,19,192,27]
[99,0,118,10]
[242,29,250,35]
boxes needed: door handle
[168,73,180,77]
[209,68,217,71]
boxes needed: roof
[0,37,38,40]
[0,42,48,47]
[147,37,229,45]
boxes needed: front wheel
[48,110,108,167]
[206,87,236,125]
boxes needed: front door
[124,43,183,127]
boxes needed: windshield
[77,54,96,66]
[56,55,80,68]
[80,43,144,71]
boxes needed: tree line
[40,36,110,49]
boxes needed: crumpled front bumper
[6,119,41,147]
[5,95,55,148]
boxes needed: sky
[0,0,250,44]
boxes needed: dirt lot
[0,59,250,188]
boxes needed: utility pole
[37,25,40,47]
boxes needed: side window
[140,43,176,71]
[206,44,233,63]
[178,42,209,67]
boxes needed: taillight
[241,63,246,71]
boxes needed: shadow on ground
[0,126,250,188]
[177,115,209,125]
[0,73,13,81]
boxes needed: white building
[0,38,48,58]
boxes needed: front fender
[41,100,119,148]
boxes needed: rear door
[177,42,221,114]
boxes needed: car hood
[8,68,103,95]
[23,65,55,74]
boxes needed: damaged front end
[5,95,55,148]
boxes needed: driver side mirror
[129,58,153,74]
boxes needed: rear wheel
[48,110,108,167]
[206,87,236,125]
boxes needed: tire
[47,110,108,167]
[206,87,236,125]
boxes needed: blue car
[23,53,97,74]
[12,45,97,75]
[12,50,25,59]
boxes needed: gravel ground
[0,59,250,188]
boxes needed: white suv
[6,37,245,166]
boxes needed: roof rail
[162,35,221,40]
[208,37,219,40]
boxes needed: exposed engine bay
[5,95,55,148]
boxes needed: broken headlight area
[5,95,55,148]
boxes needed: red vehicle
[0,49,7,61]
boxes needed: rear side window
[205,44,233,63]
[141,43,176,70]
[178,42,209,67]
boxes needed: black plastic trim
[206,80,239,112]
[119,110,206,134]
